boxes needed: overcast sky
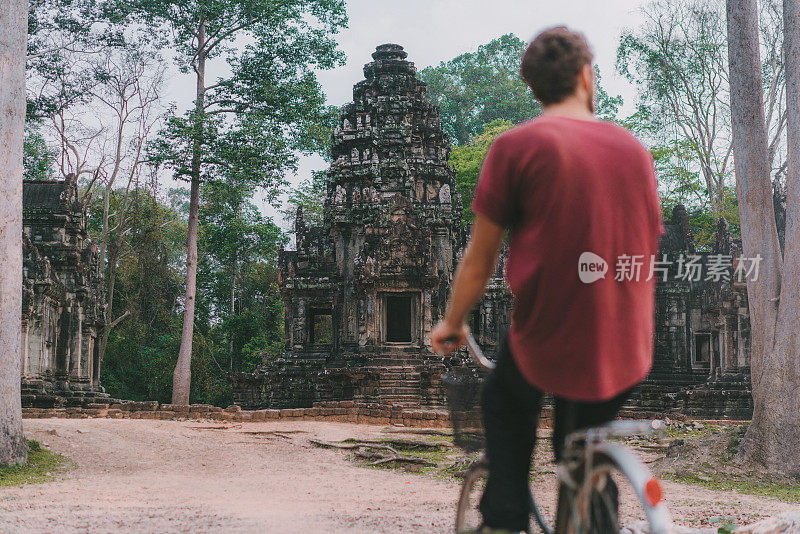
[164,0,648,229]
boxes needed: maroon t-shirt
[472,115,663,401]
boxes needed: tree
[98,187,188,403]
[198,179,285,371]
[726,0,800,473]
[26,0,140,181]
[449,119,515,223]
[618,0,787,213]
[128,0,347,404]
[420,34,541,146]
[88,49,164,370]
[0,0,30,467]
[283,170,327,228]
[28,25,166,371]
[23,125,56,180]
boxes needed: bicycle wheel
[455,459,488,534]
[554,446,672,534]
[455,459,555,534]
[554,463,619,534]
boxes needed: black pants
[478,335,631,532]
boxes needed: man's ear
[580,64,594,93]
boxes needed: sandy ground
[0,419,796,533]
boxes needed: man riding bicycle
[429,27,663,534]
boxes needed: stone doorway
[385,294,414,343]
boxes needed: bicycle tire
[553,460,619,534]
[455,459,488,534]
[455,459,555,534]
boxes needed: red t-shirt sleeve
[471,134,517,228]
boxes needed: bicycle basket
[443,367,487,452]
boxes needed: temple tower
[323,43,461,352]
[281,44,460,360]
[236,44,465,408]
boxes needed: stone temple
[21,174,109,408]
[233,44,754,418]
[233,44,512,408]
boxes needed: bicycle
[445,333,674,534]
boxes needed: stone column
[80,327,93,380]
[69,306,83,379]
[20,320,28,377]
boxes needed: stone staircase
[370,349,446,407]
[21,378,113,408]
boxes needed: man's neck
[541,97,595,121]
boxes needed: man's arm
[429,213,505,355]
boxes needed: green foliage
[110,0,345,402]
[0,441,73,487]
[616,0,734,213]
[448,119,515,223]
[97,188,188,402]
[593,67,624,123]
[26,0,151,120]
[197,179,287,374]
[137,0,347,199]
[92,182,287,406]
[420,34,541,146]
[283,170,327,227]
[23,126,56,180]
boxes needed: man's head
[521,27,595,113]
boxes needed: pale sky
[163,0,648,229]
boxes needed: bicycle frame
[453,334,674,534]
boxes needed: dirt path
[0,419,795,533]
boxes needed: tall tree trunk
[172,22,206,405]
[727,0,800,474]
[0,0,29,466]
[701,164,721,213]
[228,256,236,371]
[97,239,120,371]
[745,0,800,473]
[98,120,124,276]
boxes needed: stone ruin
[233,44,754,419]
[21,174,109,408]
[232,44,512,409]
[632,205,753,419]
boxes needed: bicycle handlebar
[433,331,496,370]
[464,332,496,371]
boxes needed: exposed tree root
[383,428,452,436]
[310,439,437,467]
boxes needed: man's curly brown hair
[520,27,593,105]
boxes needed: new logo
[578,252,608,284]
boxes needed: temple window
[693,332,711,366]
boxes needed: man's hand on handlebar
[429,319,469,356]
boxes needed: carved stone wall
[21,175,109,407]
[631,206,753,419]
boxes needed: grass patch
[652,424,800,504]
[661,471,800,503]
[0,440,73,487]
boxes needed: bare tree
[727,0,800,474]
[619,0,787,211]
[35,44,164,374]
[0,0,30,467]
[89,50,164,369]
